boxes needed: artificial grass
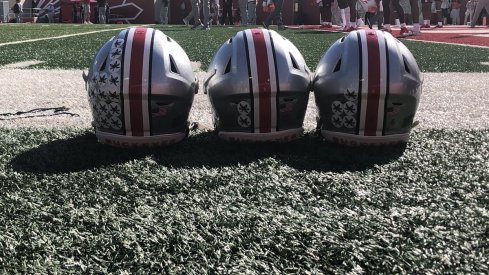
[0,128,488,273]
[0,24,488,72]
[0,24,126,44]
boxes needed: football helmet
[205,28,311,142]
[313,29,422,145]
[85,27,198,147]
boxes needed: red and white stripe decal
[245,29,278,133]
[122,27,153,136]
[359,30,388,136]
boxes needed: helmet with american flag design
[85,27,198,147]
[313,29,422,145]
[204,28,312,142]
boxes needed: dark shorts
[337,0,348,9]
[322,0,333,8]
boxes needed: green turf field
[0,24,488,273]
[1,24,489,72]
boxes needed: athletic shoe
[191,23,204,30]
[343,26,356,32]
[420,24,431,29]
[202,25,210,30]
[183,18,189,26]
[436,24,443,28]
[399,27,412,37]
[320,24,333,29]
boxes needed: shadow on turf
[10,131,406,174]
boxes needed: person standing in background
[221,0,233,25]
[470,0,489,27]
[160,0,169,24]
[318,0,333,28]
[97,0,107,24]
[189,0,204,29]
[47,2,55,23]
[262,0,287,30]
[408,0,421,35]
[201,0,211,29]
[82,0,91,23]
[440,0,450,24]
[13,0,22,23]
[210,0,220,25]
[464,0,476,25]
[239,0,248,25]
[450,0,461,24]
[247,0,257,25]
[382,0,410,35]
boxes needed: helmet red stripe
[251,29,272,133]
[128,27,148,137]
[364,30,381,136]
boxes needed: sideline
[402,37,489,49]
[0,25,148,47]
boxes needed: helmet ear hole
[100,56,108,71]
[224,58,231,74]
[333,58,342,73]
[169,54,179,74]
[403,56,411,74]
[289,52,300,70]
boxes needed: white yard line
[0,26,146,47]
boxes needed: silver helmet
[313,29,422,145]
[85,27,198,147]
[205,28,311,142]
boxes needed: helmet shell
[205,28,311,142]
[313,29,422,145]
[86,27,197,147]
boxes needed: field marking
[0,26,147,47]
[0,60,45,69]
[403,38,489,49]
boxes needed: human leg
[264,0,284,27]
[421,0,432,27]
[99,7,106,24]
[247,1,256,25]
[202,0,210,27]
[239,0,248,25]
[191,0,203,28]
[410,0,421,33]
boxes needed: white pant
[98,7,106,24]
[471,0,489,26]
[247,1,256,24]
[450,8,459,24]
[160,6,168,24]
[239,0,248,25]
